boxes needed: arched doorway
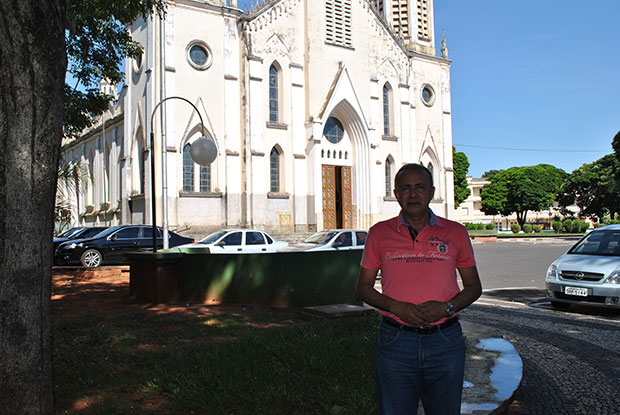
[321,117,353,229]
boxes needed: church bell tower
[371,0,436,55]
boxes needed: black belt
[382,316,459,334]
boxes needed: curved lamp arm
[149,96,216,252]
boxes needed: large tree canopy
[452,147,471,208]
[557,153,620,222]
[65,0,166,138]
[0,1,165,412]
[481,169,501,180]
[480,164,567,227]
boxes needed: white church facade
[60,0,456,236]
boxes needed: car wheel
[550,301,571,310]
[80,249,103,268]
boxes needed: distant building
[60,0,456,236]
[454,176,580,230]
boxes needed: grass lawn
[52,274,380,414]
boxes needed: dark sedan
[54,225,194,268]
[53,226,107,251]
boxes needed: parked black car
[54,225,194,268]
[53,226,108,251]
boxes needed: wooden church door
[322,165,352,229]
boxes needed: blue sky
[238,0,620,177]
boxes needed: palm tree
[55,159,90,234]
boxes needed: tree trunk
[0,1,66,413]
[516,210,528,228]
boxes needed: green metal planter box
[126,249,362,307]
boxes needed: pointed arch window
[87,151,95,207]
[270,146,281,193]
[385,157,393,197]
[383,83,392,136]
[103,143,110,204]
[182,141,213,193]
[200,164,211,192]
[182,144,194,192]
[269,64,279,123]
[140,150,147,195]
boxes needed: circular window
[186,41,213,70]
[421,84,435,106]
[323,117,344,144]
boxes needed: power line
[453,143,609,153]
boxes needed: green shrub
[579,221,590,233]
[533,225,543,233]
[563,219,573,233]
[485,223,494,230]
[522,223,533,233]
[511,224,521,234]
[552,221,563,233]
[464,222,487,231]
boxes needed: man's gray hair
[394,163,434,188]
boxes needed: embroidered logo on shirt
[438,244,448,254]
[385,250,450,263]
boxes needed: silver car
[545,224,620,310]
[280,230,368,252]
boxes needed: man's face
[394,169,435,218]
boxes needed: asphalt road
[464,238,620,415]
[472,238,578,290]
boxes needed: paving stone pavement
[460,298,620,415]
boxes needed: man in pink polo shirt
[356,163,482,415]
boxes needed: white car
[176,229,288,254]
[281,230,368,252]
[545,224,620,310]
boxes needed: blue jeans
[375,318,465,415]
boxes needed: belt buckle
[416,325,437,334]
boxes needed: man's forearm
[356,283,399,314]
[450,281,482,313]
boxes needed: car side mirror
[332,241,343,247]
[109,234,117,241]
[215,241,225,247]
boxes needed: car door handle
[262,248,266,251]
[237,248,242,251]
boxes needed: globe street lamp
[150,96,217,252]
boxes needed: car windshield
[198,230,228,244]
[568,229,620,256]
[59,227,82,238]
[304,231,338,244]
[80,228,106,239]
[92,226,124,239]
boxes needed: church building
[60,0,455,235]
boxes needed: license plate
[565,286,588,297]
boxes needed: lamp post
[150,96,217,252]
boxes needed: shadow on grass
[51,273,380,415]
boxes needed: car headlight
[605,269,620,284]
[546,264,558,281]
